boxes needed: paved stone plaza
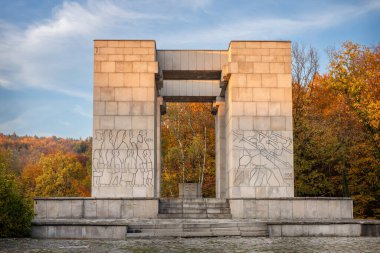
[1,237,379,253]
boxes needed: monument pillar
[155,96,164,197]
[223,41,294,198]
[92,40,158,197]
[214,99,227,198]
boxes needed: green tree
[0,148,33,237]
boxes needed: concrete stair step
[159,198,229,203]
[207,214,232,219]
[159,203,230,208]
[157,213,232,219]
[126,220,268,238]
[159,208,231,214]
[158,198,232,219]
[159,208,207,214]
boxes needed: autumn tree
[0,148,33,237]
[326,42,380,217]
[26,152,91,197]
[161,103,215,197]
[328,42,380,158]
[292,41,379,218]
[291,43,329,196]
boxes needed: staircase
[126,219,269,237]
[125,198,269,237]
[158,198,232,219]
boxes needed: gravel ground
[0,237,379,253]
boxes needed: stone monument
[31,40,378,239]
[92,40,293,199]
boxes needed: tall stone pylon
[92,40,158,197]
[223,41,294,198]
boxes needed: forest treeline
[0,135,92,236]
[0,41,379,237]
[292,42,379,219]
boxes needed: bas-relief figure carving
[233,130,293,187]
[92,129,154,190]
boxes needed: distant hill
[0,133,91,174]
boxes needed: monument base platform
[31,197,380,239]
[31,218,380,239]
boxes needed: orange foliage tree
[24,152,90,197]
[293,42,380,218]
[161,103,215,197]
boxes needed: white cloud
[0,78,10,88]
[0,0,171,100]
[73,104,92,119]
[0,0,378,100]
[159,0,380,47]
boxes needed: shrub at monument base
[0,148,33,237]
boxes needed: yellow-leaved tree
[32,152,90,197]
[328,42,380,157]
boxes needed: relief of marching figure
[92,129,153,188]
[233,130,293,187]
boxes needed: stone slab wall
[268,223,361,237]
[229,198,353,219]
[93,40,158,197]
[161,80,221,97]
[156,50,227,71]
[34,198,159,219]
[32,225,127,239]
[224,41,293,198]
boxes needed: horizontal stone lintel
[164,96,217,103]
[163,70,221,80]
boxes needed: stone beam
[163,70,221,80]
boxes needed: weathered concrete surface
[93,40,296,199]
[34,198,159,219]
[268,219,380,237]
[156,50,227,71]
[126,219,267,237]
[34,197,353,220]
[229,197,353,219]
[223,41,294,198]
[158,198,232,219]
[215,99,227,198]
[31,218,380,239]
[32,225,127,240]
[178,183,202,198]
[93,40,158,198]
[161,80,221,97]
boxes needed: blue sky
[0,0,379,138]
